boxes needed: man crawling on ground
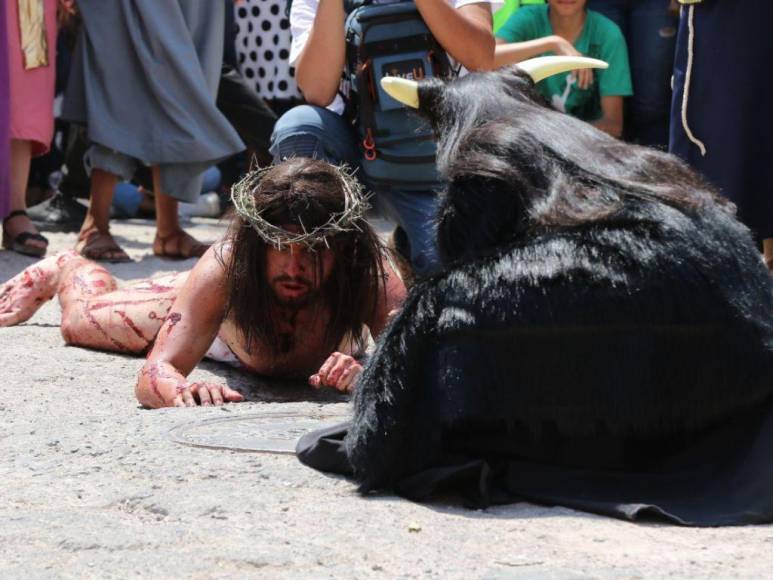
[0,158,406,407]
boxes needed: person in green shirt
[495,0,632,137]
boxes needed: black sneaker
[28,192,88,231]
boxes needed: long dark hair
[414,67,732,263]
[220,158,386,356]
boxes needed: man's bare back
[0,245,405,408]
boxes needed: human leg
[270,105,359,165]
[75,168,130,262]
[376,190,441,278]
[4,0,57,254]
[626,0,678,148]
[75,144,135,262]
[151,166,209,259]
[0,0,10,222]
[58,262,185,353]
[9,140,32,217]
[79,168,114,234]
[586,0,627,33]
[0,249,186,351]
[3,140,48,256]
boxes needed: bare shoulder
[186,243,230,284]
[143,244,231,377]
[172,244,231,308]
[367,255,408,339]
[381,255,408,309]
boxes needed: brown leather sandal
[153,230,209,260]
[2,210,49,257]
[75,227,131,263]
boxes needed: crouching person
[271,0,497,279]
[0,159,406,407]
[297,58,773,526]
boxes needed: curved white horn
[380,77,420,109]
[518,56,608,84]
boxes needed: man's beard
[270,275,322,309]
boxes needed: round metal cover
[169,409,350,455]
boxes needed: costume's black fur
[343,67,773,501]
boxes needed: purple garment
[0,0,10,220]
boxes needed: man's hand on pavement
[174,382,245,407]
[309,352,363,393]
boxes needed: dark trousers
[588,0,678,149]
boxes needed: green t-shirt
[496,6,633,121]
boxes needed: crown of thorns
[230,164,370,249]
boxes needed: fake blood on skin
[165,312,182,334]
[146,281,177,293]
[86,298,174,312]
[142,362,185,405]
[22,271,36,288]
[115,310,151,343]
[81,301,131,352]
[80,298,176,350]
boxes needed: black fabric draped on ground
[298,398,773,527]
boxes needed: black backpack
[343,0,453,192]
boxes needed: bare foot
[0,251,79,326]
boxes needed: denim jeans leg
[586,0,627,33]
[627,0,678,148]
[270,105,359,165]
[376,189,441,278]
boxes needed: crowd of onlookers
[2,0,771,273]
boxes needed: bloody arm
[135,247,235,408]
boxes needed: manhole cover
[169,410,350,455]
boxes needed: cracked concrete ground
[2,217,772,579]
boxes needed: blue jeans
[587,0,678,148]
[270,105,441,277]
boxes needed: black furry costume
[297,66,773,526]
